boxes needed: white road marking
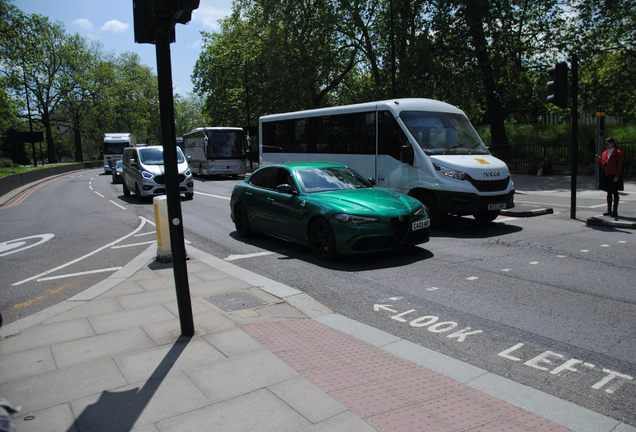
[37,267,122,281]
[111,240,157,249]
[225,251,275,261]
[195,191,231,200]
[94,191,104,198]
[109,200,126,210]
[0,234,55,257]
[12,217,153,286]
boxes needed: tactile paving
[241,319,576,432]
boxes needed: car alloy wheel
[234,204,252,237]
[308,218,336,261]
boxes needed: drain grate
[205,291,268,312]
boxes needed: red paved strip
[241,319,573,432]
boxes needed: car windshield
[116,161,122,169]
[295,167,372,193]
[139,148,185,165]
[400,111,489,155]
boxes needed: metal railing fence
[490,141,636,176]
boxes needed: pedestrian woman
[596,137,624,217]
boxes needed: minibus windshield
[400,111,489,156]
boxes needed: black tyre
[415,194,442,229]
[135,184,143,202]
[308,218,337,261]
[184,192,194,200]
[234,204,252,237]
[123,182,130,197]
[473,211,499,223]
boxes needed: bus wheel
[234,204,252,237]
[473,211,499,223]
[308,218,336,261]
[123,182,130,197]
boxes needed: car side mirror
[276,184,296,195]
[367,177,376,186]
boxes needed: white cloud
[101,20,130,33]
[73,18,93,31]
[188,39,202,50]
[191,1,233,30]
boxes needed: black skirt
[600,174,624,192]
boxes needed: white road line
[195,191,231,200]
[111,240,157,249]
[37,267,122,281]
[225,252,275,261]
[94,191,104,197]
[109,200,126,210]
[12,216,154,286]
[135,231,156,237]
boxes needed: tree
[174,93,207,136]
[0,9,79,163]
[575,0,636,121]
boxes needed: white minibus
[259,98,514,225]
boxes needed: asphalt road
[1,169,635,426]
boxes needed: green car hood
[308,188,419,214]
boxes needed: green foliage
[0,157,15,168]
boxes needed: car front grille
[390,216,410,243]
[466,175,510,192]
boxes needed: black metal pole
[155,24,194,337]
[390,0,396,98]
[570,54,578,220]
[245,61,252,170]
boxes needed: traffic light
[546,62,568,108]
[133,0,200,44]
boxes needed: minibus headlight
[333,214,379,226]
[433,163,467,180]
[141,171,153,179]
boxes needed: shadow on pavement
[67,337,191,432]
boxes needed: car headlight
[185,169,192,177]
[433,163,467,180]
[141,171,153,179]
[414,205,428,217]
[333,214,379,226]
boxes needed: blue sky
[14,0,234,95]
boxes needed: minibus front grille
[466,176,510,192]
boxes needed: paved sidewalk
[1,244,635,432]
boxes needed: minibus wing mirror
[401,145,414,165]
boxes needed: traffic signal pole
[570,54,578,220]
[154,24,194,337]
[133,0,200,337]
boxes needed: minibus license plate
[412,219,430,230]
[488,203,507,210]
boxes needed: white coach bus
[259,98,514,225]
[183,127,248,177]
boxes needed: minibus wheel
[473,211,499,223]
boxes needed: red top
[599,148,623,178]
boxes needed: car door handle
[246,192,252,196]
[267,197,275,202]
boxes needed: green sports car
[230,162,430,260]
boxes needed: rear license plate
[412,219,430,230]
[488,203,507,210]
